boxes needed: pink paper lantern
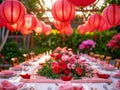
[86,22,95,32]
[53,19,70,30]
[5,18,24,32]
[51,0,76,22]
[42,24,52,36]
[21,14,38,31]
[102,4,120,27]
[88,13,109,32]
[60,24,73,36]
[67,0,96,7]
[77,24,88,34]
[20,29,32,35]
[0,0,26,24]
[34,21,44,34]
[0,17,5,28]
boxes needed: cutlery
[47,86,52,90]
[103,85,108,90]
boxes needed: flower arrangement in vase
[38,47,93,81]
[79,39,96,54]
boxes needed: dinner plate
[0,73,16,78]
[112,74,120,79]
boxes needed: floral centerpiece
[107,33,120,50]
[106,33,120,58]
[38,47,93,81]
[79,39,96,54]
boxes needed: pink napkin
[114,70,120,76]
[104,64,115,70]
[90,58,97,62]
[58,81,83,90]
[99,61,106,65]
[116,80,120,89]
[11,65,23,71]
[1,70,14,76]
[0,80,24,90]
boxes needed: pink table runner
[20,76,112,84]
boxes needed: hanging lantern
[86,22,95,32]
[5,18,24,32]
[42,24,52,36]
[102,4,120,27]
[67,0,96,7]
[0,0,26,24]
[20,29,32,35]
[21,14,38,31]
[0,17,5,28]
[53,19,70,30]
[60,24,73,36]
[88,13,106,31]
[34,21,44,34]
[77,24,88,35]
[51,0,76,22]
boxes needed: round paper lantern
[5,18,24,32]
[34,21,44,34]
[77,24,88,34]
[20,29,32,35]
[67,0,96,7]
[42,24,52,36]
[88,13,106,31]
[0,17,5,28]
[53,19,70,30]
[0,0,26,24]
[60,24,73,36]
[86,22,95,32]
[102,4,120,27]
[22,14,38,31]
[51,0,76,22]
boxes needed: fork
[47,86,52,90]
[103,85,108,90]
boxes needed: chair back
[105,56,112,64]
[114,59,120,69]
[11,57,19,67]
[23,54,29,61]
[29,52,35,59]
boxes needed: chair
[93,54,100,59]
[105,56,112,64]
[89,52,94,57]
[114,59,120,69]
[29,52,35,59]
[99,55,105,61]
[11,57,19,67]
[23,54,29,61]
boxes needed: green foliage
[34,29,120,59]
[38,60,60,79]
[1,41,23,64]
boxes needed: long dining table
[0,54,120,90]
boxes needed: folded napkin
[116,80,120,89]
[1,70,14,76]
[104,64,115,70]
[90,58,97,62]
[114,70,120,76]
[0,80,24,90]
[19,73,31,79]
[58,81,83,90]
[99,61,106,65]
[11,65,23,71]
[96,73,110,79]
